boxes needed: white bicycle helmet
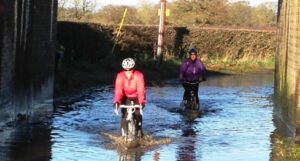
[122,58,135,69]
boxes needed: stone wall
[275,0,300,139]
[0,0,57,126]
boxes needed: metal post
[156,0,166,67]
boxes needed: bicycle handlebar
[115,104,143,116]
[119,105,142,109]
[182,81,203,85]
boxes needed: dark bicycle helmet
[188,48,198,55]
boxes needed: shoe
[136,129,144,138]
[128,138,133,142]
[180,101,186,109]
[181,100,187,105]
[191,104,198,110]
[121,128,126,137]
[184,100,188,105]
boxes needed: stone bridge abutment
[275,0,300,140]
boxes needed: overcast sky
[98,0,278,7]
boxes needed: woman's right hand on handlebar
[198,78,206,83]
[114,103,119,115]
[140,104,145,110]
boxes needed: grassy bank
[272,134,300,161]
[205,58,275,74]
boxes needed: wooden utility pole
[156,0,166,67]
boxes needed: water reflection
[153,151,160,161]
[119,150,143,161]
[176,119,199,161]
[0,122,52,161]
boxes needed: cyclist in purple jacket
[179,48,206,106]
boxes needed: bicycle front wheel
[127,119,136,142]
[191,96,198,110]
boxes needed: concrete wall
[275,0,300,139]
[0,0,57,126]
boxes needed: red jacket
[114,70,146,105]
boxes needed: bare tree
[58,0,96,21]
[58,0,68,8]
[57,0,277,28]
[93,5,141,25]
[58,0,69,21]
[137,1,158,25]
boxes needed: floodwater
[0,72,279,161]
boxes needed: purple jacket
[179,58,206,82]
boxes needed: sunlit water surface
[0,72,276,161]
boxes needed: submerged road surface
[1,72,277,161]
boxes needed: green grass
[272,134,300,161]
[204,58,275,74]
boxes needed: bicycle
[181,81,200,111]
[116,101,143,143]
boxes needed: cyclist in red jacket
[114,58,146,137]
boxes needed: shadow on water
[0,122,52,161]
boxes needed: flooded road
[0,72,276,161]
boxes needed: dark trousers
[121,97,143,137]
[182,82,199,104]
